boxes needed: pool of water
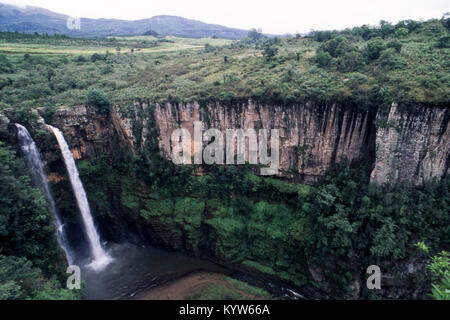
[78,243,229,300]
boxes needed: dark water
[78,243,229,300]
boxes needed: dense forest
[0,15,449,300]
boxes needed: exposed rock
[47,105,129,160]
[371,104,450,185]
[43,101,448,185]
[0,112,10,130]
[154,101,375,183]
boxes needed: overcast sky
[4,0,449,34]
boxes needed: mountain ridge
[0,3,249,39]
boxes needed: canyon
[1,100,448,299]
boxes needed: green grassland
[0,17,449,113]
[0,32,233,55]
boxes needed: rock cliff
[40,100,448,185]
[371,104,450,185]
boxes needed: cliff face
[154,101,375,183]
[45,105,133,160]
[46,100,377,184]
[43,100,448,185]
[371,104,450,185]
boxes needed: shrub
[86,88,110,114]
[0,54,13,73]
[314,50,333,68]
[436,35,450,48]
[75,55,86,63]
[366,37,385,60]
[101,64,114,74]
[313,30,336,42]
[262,42,278,60]
[319,36,349,57]
[378,48,406,70]
[90,53,106,62]
[386,40,403,53]
[337,51,365,72]
[395,28,409,38]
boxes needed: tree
[86,88,110,114]
[313,30,335,42]
[337,51,365,72]
[204,43,214,53]
[319,36,350,57]
[366,37,385,60]
[395,28,409,38]
[262,42,278,61]
[0,54,13,73]
[314,50,332,68]
[90,53,105,62]
[387,40,403,53]
[0,255,79,300]
[248,29,263,42]
[378,48,406,70]
[436,35,450,48]
[380,20,395,38]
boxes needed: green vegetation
[0,17,448,112]
[0,141,80,300]
[77,136,449,297]
[86,88,110,114]
[416,242,450,300]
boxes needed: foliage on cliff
[0,139,79,300]
[78,145,449,298]
[0,17,448,111]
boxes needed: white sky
[3,0,449,34]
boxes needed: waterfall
[47,125,111,271]
[15,124,74,265]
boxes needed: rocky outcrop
[45,105,130,160]
[371,104,450,185]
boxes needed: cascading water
[15,124,74,264]
[47,125,112,271]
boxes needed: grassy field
[113,35,234,46]
[0,18,448,110]
[0,35,234,55]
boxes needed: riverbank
[136,272,272,300]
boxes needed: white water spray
[47,125,111,271]
[15,124,74,264]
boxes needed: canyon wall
[153,101,374,183]
[2,101,448,299]
[39,100,448,185]
[371,104,450,185]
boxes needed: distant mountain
[0,3,249,39]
